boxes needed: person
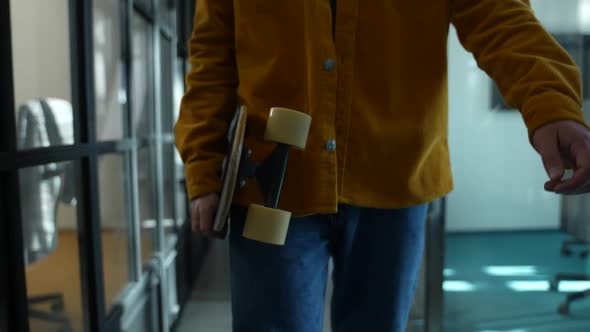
[174,0,590,331]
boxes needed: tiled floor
[175,239,333,332]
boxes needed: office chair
[560,238,588,258]
[550,195,590,315]
[18,98,75,331]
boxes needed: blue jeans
[229,203,428,332]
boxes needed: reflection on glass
[138,146,157,264]
[161,34,177,244]
[173,60,186,168]
[160,35,174,134]
[173,60,188,230]
[135,0,153,13]
[175,175,188,231]
[93,0,126,141]
[10,0,75,150]
[132,14,155,139]
[158,0,175,28]
[162,144,176,241]
[98,154,132,311]
[132,13,158,263]
[20,161,83,331]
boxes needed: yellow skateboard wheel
[243,204,292,245]
[264,107,311,149]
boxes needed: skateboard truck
[237,144,289,209]
[213,106,311,246]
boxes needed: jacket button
[326,139,336,151]
[323,58,335,72]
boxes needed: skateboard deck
[213,106,247,233]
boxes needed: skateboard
[212,105,312,246]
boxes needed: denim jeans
[229,203,428,332]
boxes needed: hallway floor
[174,239,233,332]
[176,232,590,332]
[444,231,590,332]
[175,239,332,332]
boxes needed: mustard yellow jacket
[175,0,589,216]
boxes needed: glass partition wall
[0,0,190,331]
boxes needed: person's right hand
[190,193,224,238]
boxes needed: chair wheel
[562,248,572,256]
[243,204,291,245]
[558,302,569,315]
[264,107,311,149]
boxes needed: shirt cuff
[184,160,223,202]
[521,92,590,143]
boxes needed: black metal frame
[0,178,10,332]
[1,1,34,331]
[237,144,291,209]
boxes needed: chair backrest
[16,98,74,265]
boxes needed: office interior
[0,0,588,332]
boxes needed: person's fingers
[536,133,565,192]
[191,201,200,233]
[213,223,229,239]
[199,200,216,234]
[569,180,590,195]
[554,141,590,194]
[535,131,565,185]
[205,229,226,239]
[559,182,590,195]
[554,168,590,194]
[562,153,576,169]
[545,180,559,191]
[545,168,574,191]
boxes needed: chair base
[557,289,590,315]
[561,239,588,258]
[28,293,73,332]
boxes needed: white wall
[446,0,587,232]
[10,0,72,107]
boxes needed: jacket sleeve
[174,0,238,201]
[451,0,590,140]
